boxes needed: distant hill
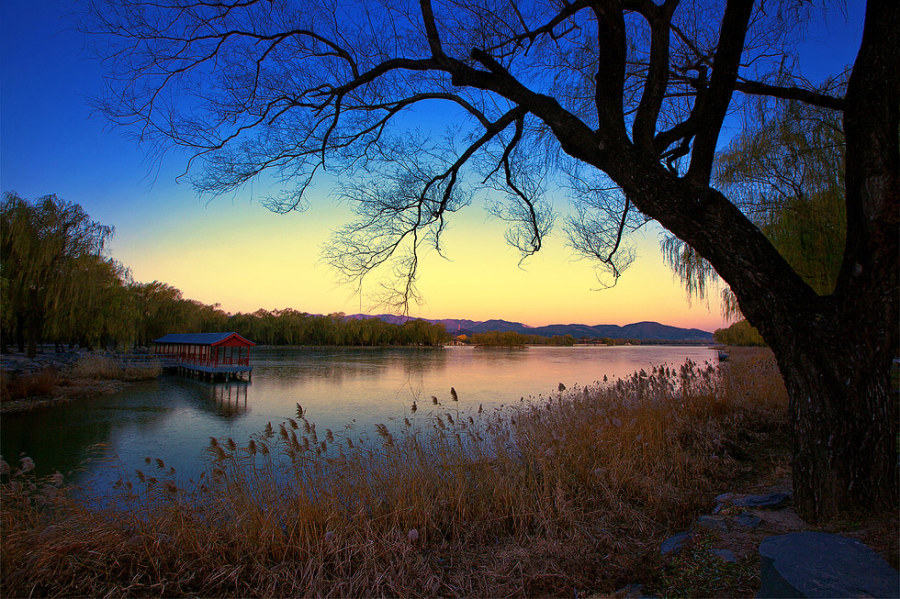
[347,314,713,342]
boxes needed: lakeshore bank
[1,350,159,414]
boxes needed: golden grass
[69,354,161,381]
[0,368,59,401]
[1,349,789,597]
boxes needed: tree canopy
[0,193,117,356]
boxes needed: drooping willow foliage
[0,193,121,356]
[662,79,847,321]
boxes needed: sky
[0,1,865,331]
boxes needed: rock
[732,512,762,528]
[660,531,691,555]
[715,492,735,503]
[613,583,644,597]
[711,548,737,563]
[697,515,729,533]
[758,532,899,598]
[732,492,790,509]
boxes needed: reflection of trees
[0,393,167,480]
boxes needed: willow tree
[86,0,898,520]
[663,82,848,318]
[0,193,115,357]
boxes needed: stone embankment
[0,349,84,376]
[1,348,158,413]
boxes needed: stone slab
[660,531,691,555]
[733,492,791,509]
[758,531,899,598]
[732,512,762,528]
[711,548,737,563]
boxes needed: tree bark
[779,327,897,520]
[780,0,899,521]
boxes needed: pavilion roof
[152,332,256,347]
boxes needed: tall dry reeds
[0,368,60,401]
[1,350,788,597]
[69,354,161,381]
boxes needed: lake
[1,345,718,492]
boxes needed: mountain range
[347,314,714,342]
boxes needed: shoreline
[0,378,132,414]
[1,350,157,414]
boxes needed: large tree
[663,82,848,318]
[1,193,115,357]
[85,0,898,520]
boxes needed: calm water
[1,345,717,492]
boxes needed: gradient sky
[0,1,864,331]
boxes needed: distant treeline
[466,331,577,346]
[461,332,658,347]
[1,193,709,356]
[0,193,450,355]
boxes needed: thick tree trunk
[763,314,898,521]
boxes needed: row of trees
[0,193,451,353]
[466,331,576,346]
[1,193,125,356]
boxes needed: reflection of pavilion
[153,332,255,381]
[207,382,249,417]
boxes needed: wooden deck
[168,359,252,382]
[99,353,252,382]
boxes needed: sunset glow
[0,1,862,333]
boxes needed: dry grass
[1,349,790,597]
[0,368,60,401]
[69,354,161,381]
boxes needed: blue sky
[0,1,865,329]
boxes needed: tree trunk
[16,312,25,353]
[25,289,44,359]
[765,315,898,521]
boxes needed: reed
[0,368,60,401]
[1,349,790,597]
[69,354,161,381]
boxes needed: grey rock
[660,531,691,555]
[711,548,737,563]
[732,512,762,528]
[758,531,899,598]
[715,492,735,503]
[697,515,729,533]
[613,583,644,598]
[732,492,790,509]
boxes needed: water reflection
[1,345,717,492]
[206,382,249,418]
